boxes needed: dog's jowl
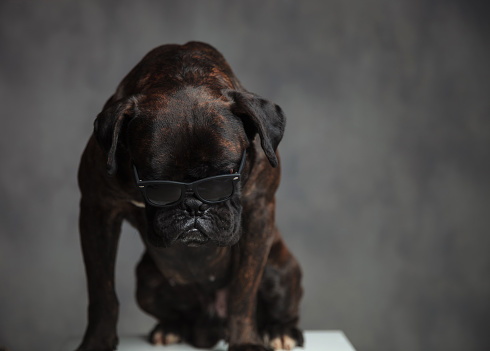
[77,41,303,351]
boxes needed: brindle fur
[77,41,303,351]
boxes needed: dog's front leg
[228,204,276,351]
[76,200,123,351]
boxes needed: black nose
[182,196,209,215]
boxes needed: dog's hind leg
[257,236,304,351]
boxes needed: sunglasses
[133,150,247,207]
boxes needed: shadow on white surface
[61,331,356,351]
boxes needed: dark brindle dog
[77,41,303,351]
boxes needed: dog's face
[128,87,248,248]
[94,84,286,249]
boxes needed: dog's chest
[147,245,233,288]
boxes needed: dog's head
[94,85,285,248]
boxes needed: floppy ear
[93,96,137,176]
[224,90,286,167]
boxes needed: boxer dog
[77,41,303,351]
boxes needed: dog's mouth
[149,208,240,248]
[177,229,210,247]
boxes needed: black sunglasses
[133,150,247,207]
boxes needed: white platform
[62,331,356,351]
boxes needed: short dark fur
[77,41,303,351]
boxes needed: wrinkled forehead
[128,87,247,177]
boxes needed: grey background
[1,1,489,351]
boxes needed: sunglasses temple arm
[238,149,247,173]
[133,164,142,184]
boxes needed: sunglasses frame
[133,149,247,207]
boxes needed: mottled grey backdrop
[1,1,489,351]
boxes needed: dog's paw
[228,344,273,351]
[262,327,304,350]
[149,324,182,346]
[266,335,298,351]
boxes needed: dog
[76,41,303,351]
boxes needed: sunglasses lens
[146,184,182,205]
[197,178,234,202]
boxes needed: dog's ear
[224,90,286,167]
[93,96,137,176]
